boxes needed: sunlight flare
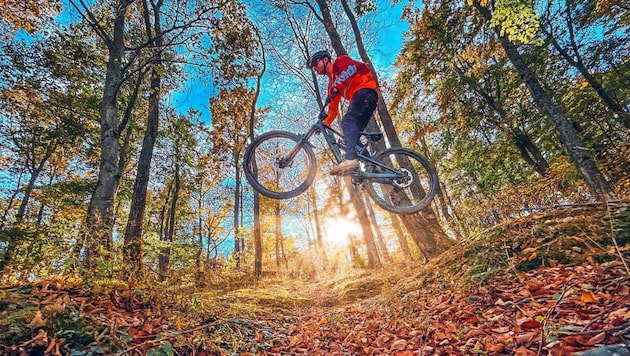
[323,217,360,247]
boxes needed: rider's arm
[323,56,354,126]
[323,94,342,126]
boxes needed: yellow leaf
[528,251,538,261]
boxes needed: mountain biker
[307,50,379,175]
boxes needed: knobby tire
[364,147,438,214]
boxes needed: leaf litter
[0,201,628,355]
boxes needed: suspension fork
[278,126,318,168]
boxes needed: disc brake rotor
[393,168,413,188]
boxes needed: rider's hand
[326,87,339,103]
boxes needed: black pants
[340,88,379,160]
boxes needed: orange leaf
[485,341,505,353]
[526,280,544,292]
[520,319,541,329]
[27,310,46,329]
[466,316,479,323]
[580,290,599,303]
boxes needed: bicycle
[243,104,438,214]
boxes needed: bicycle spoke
[243,131,316,200]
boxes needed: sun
[323,217,360,247]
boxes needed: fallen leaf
[523,280,545,292]
[20,329,48,347]
[27,310,46,329]
[515,332,537,344]
[586,332,606,345]
[466,316,479,323]
[485,341,505,353]
[514,346,537,355]
[43,297,66,314]
[391,339,408,351]
[519,319,541,330]
[44,338,63,356]
[580,290,599,303]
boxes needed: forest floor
[1,201,629,355]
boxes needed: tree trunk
[122,0,163,282]
[1,171,22,228]
[474,2,612,199]
[16,147,53,223]
[233,152,241,267]
[389,213,413,261]
[275,203,282,268]
[364,194,392,263]
[309,188,326,261]
[313,0,347,56]
[513,130,549,175]
[440,181,469,238]
[249,28,265,278]
[461,67,551,176]
[253,190,262,276]
[347,233,363,267]
[195,187,204,286]
[340,0,453,259]
[345,178,381,268]
[83,0,133,269]
[158,168,179,280]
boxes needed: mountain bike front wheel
[364,147,438,214]
[243,130,317,200]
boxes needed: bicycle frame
[281,112,405,184]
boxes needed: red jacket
[324,55,379,126]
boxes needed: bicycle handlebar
[318,109,327,122]
[317,99,330,123]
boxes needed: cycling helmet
[307,50,331,68]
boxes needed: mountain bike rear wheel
[243,130,317,200]
[364,147,438,214]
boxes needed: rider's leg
[340,88,379,160]
[331,88,378,175]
